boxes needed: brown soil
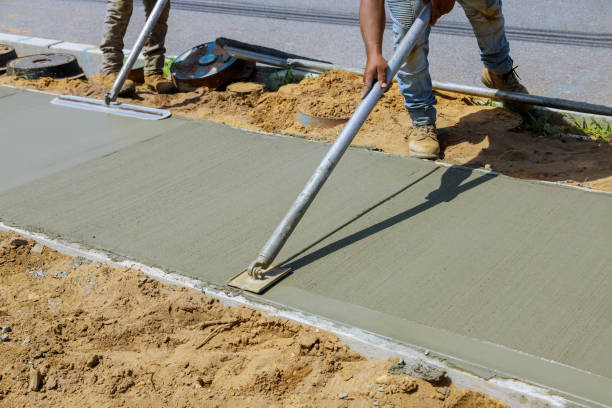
[226,82,265,94]
[1,70,610,192]
[0,231,509,407]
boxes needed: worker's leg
[456,0,511,74]
[458,0,529,109]
[142,0,170,76]
[392,18,437,126]
[389,0,439,158]
[100,0,133,75]
[141,0,174,93]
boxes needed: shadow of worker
[282,164,497,272]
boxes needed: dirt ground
[0,231,509,407]
[1,70,610,192]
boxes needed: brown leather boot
[102,73,136,97]
[407,125,440,159]
[144,74,175,94]
[481,67,530,112]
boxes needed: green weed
[276,69,302,86]
[524,112,552,136]
[163,58,175,79]
[571,116,612,143]
[474,97,503,108]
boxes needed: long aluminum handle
[247,3,432,277]
[105,0,169,104]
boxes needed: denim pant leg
[393,22,437,126]
[457,0,512,75]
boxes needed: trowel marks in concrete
[0,90,611,406]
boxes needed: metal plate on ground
[296,108,350,128]
[51,95,171,120]
[0,44,17,73]
[170,41,254,90]
[228,267,291,294]
[7,53,84,79]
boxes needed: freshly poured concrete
[1,87,611,406]
[0,89,185,192]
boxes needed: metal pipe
[105,0,169,104]
[286,63,612,118]
[246,3,433,278]
[431,81,612,117]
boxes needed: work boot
[406,125,440,159]
[102,72,135,97]
[481,66,530,112]
[144,74,175,94]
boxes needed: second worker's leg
[458,0,530,110]
[142,0,174,93]
[100,0,136,96]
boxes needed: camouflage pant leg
[100,0,133,75]
[100,0,170,76]
[142,0,170,75]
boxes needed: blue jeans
[391,0,512,126]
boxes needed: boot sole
[410,150,439,159]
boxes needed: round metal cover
[6,53,84,79]
[0,44,17,72]
[170,41,253,90]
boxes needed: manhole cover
[170,41,254,90]
[6,53,83,79]
[0,44,17,73]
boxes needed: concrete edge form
[0,222,605,408]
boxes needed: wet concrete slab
[1,89,611,406]
[0,85,21,99]
[0,86,187,192]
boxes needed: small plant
[278,69,302,86]
[13,70,30,80]
[163,58,175,79]
[524,112,552,136]
[571,116,612,143]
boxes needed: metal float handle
[246,3,433,278]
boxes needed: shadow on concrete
[282,165,496,271]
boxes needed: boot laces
[503,66,521,84]
[414,126,437,141]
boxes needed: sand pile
[1,70,610,191]
[0,231,509,407]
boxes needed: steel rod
[105,0,169,104]
[246,3,433,277]
[431,81,612,117]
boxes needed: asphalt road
[1,0,611,104]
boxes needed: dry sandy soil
[0,231,509,407]
[1,70,610,192]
